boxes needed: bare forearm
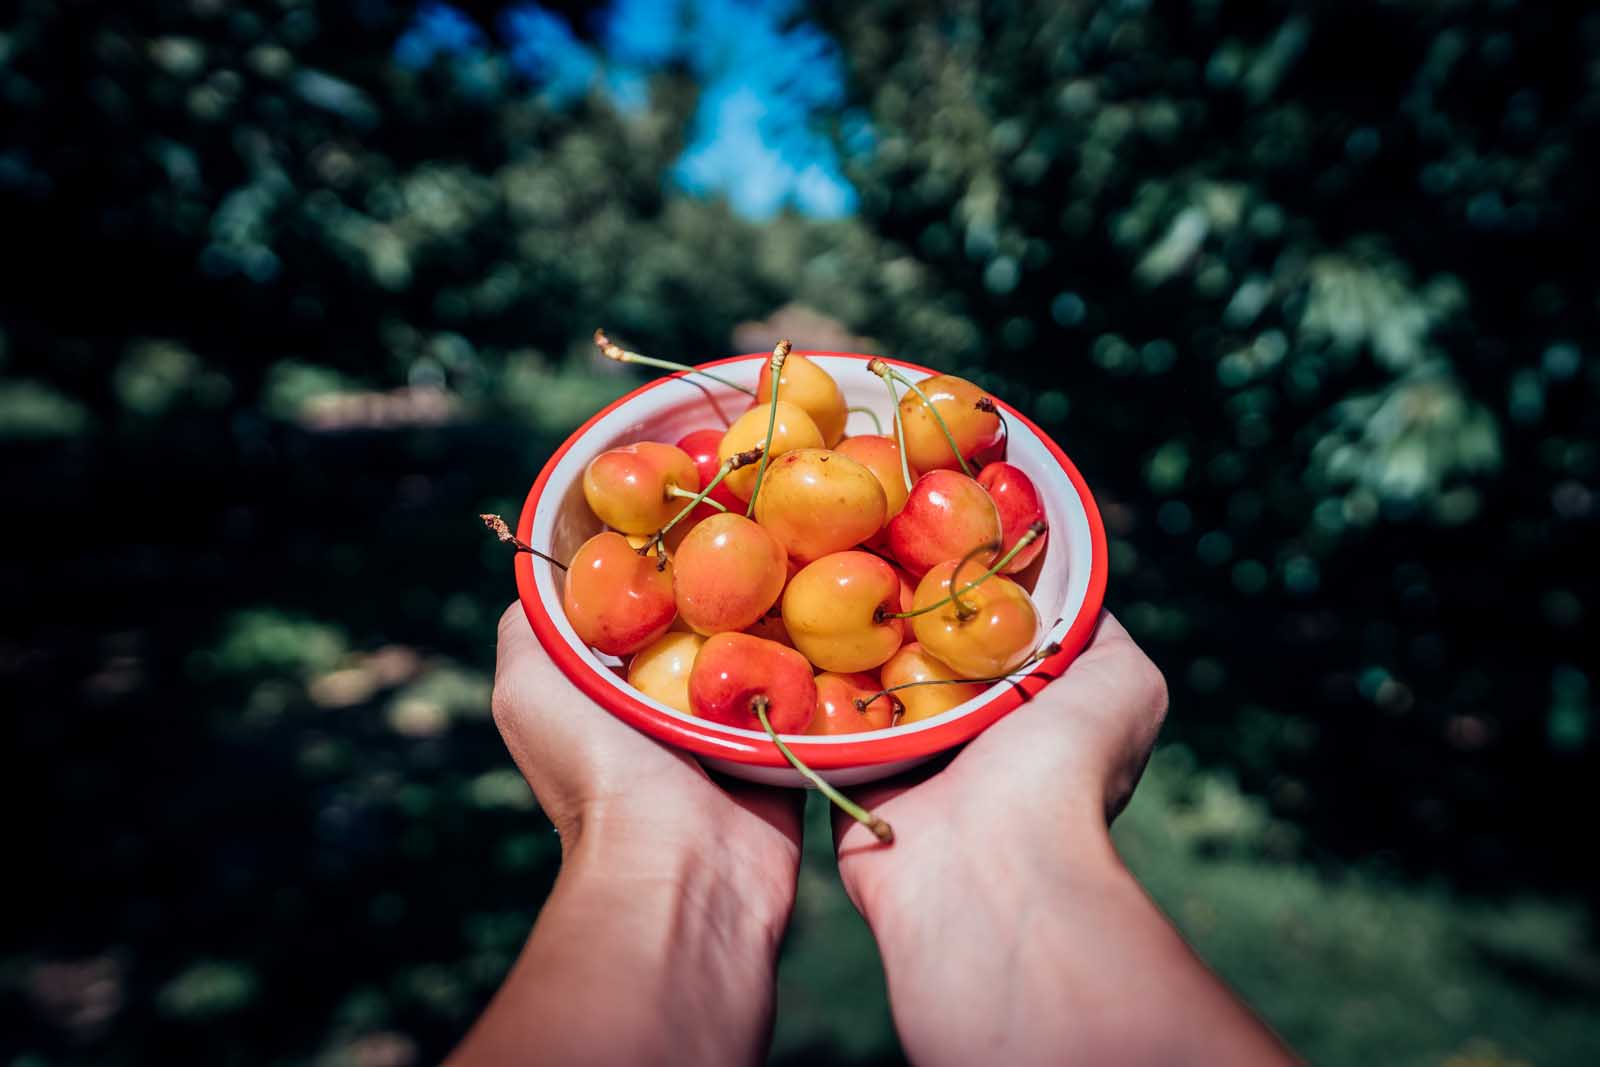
[863,829,1296,1067]
[449,824,791,1066]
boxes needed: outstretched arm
[836,613,1298,1066]
[449,605,803,1066]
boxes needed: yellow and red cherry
[970,399,1007,467]
[753,449,887,563]
[878,642,983,724]
[976,461,1048,574]
[888,563,917,641]
[744,609,797,649]
[562,531,677,656]
[582,442,700,535]
[910,559,1040,679]
[757,352,848,446]
[672,512,787,634]
[676,428,745,523]
[718,401,824,500]
[624,524,693,557]
[688,632,817,733]
[887,469,1002,577]
[627,630,705,715]
[781,550,903,673]
[835,434,919,541]
[898,374,1003,474]
[810,671,895,734]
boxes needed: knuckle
[1135,656,1170,722]
[497,601,526,640]
[490,677,520,734]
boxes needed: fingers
[1052,612,1169,728]
[495,600,546,688]
[491,602,556,750]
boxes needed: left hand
[491,602,804,913]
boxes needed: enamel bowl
[514,352,1107,786]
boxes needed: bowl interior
[523,353,1099,757]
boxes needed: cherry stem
[479,514,568,571]
[645,446,764,552]
[594,329,755,397]
[847,405,883,434]
[853,642,1064,712]
[666,484,726,512]
[878,521,1047,622]
[887,369,974,477]
[867,359,914,494]
[744,339,792,518]
[752,696,894,844]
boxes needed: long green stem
[868,359,914,494]
[879,521,1047,622]
[889,368,974,477]
[744,339,791,518]
[753,697,893,844]
[594,329,755,396]
[667,484,726,512]
[854,642,1063,712]
[848,405,884,434]
[645,446,763,553]
[480,514,567,571]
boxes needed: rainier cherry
[835,434,918,526]
[672,512,787,634]
[582,442,700,535]
[627,630,705,715]
[810,671,896,735]
[688,633,816,733]
[690,631,894,842]
[718,401,824,500]
[562,531,677,656]
[887,469,1002,577]
[877,643,983,724]
[909,555,1041,679]
[757,352,848,447]
[781,550,903,673]
[977,461,1048,573]
[897,374,1003,474]
[744,608,796,648]
[753,449,887,563]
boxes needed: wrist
[854,803,1126,957]
[563,801,797,953]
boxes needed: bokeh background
[4,0,1597,1063]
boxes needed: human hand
[834,611,1168,914]
[452,606,804,1066]
[490,602,803,914]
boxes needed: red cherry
[810,671,895,734]
[887,469,1002,577]
[676,428,745,524]
[688,633,817,733]
[976,462,1048,574]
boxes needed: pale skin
[450,604,1299,1066]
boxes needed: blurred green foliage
[2,0,1597,1064]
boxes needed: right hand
[833,611,1169,917]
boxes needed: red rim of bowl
[515,352,1108,769]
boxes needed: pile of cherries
[487,333,1054,841]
